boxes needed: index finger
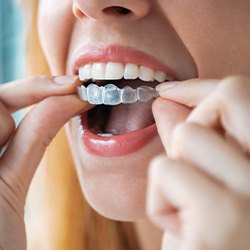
[0,75,80,113]
[156,78,219,107]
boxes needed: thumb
[0,95,91,198]
[152,98,190,152]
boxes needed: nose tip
[72,0,151,21]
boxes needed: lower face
[38,0,250,221]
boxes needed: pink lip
[71,44,178,78]
[80,114,158,157]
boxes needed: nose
[72,0,151,21]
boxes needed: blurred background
[0,0,26,123]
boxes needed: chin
[65,118,164,221]
[80,171,147,221]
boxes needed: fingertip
[49,75,81,94]
[53,75,79,85]
[155,81,179,92]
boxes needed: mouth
[79,62,172,136]
[72,45,176,156]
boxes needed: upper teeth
[79,62,174,82]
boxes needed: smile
[72,45,177,157]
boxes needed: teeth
[78,84,159,105]
[154,70,174,82]
[105,62,124,79]
[79,62,173,82]
[139,66,154,81]
[124,63,139,79]
[97,133,114,137]
[79,64,92,80]
[91,63,106,79]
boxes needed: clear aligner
[77,83,159,105]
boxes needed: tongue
[104,100,154,134]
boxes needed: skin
[1,0,250,249]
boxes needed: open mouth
[87,91,155,136]
[78,62,174,137]
[71,45,178,156]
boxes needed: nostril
[103,6,131,16]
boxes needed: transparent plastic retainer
[77,83,159,105]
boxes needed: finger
[0,75,80,113]
[170,122,250,197]
[162,231,181,250]
[152,98,190,151]
[0,102,15,146]
[187,76,250,153]
[156,78,219,107]
[0,95,91,198]
[147,155,224,232]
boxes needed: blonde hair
[25,0,140,249]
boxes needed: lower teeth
[77,83,159,105]
[97,133,114,137]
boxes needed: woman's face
[38,0,250,221]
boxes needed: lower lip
[80,113,158,157]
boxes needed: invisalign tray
[77,83,159,105]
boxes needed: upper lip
[70,44,178,79]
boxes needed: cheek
[159,0,250,78]
[38,0,74,74]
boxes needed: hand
[147,76,250,250]
[0,76,91,250]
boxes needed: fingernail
[53,75,79,85]
[155,81,179,92]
